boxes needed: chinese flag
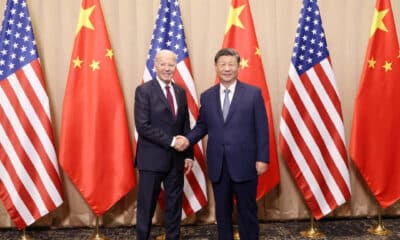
[59,0,135,215]
[350,0,400,208]
[220,0,280,199]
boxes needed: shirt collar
[220,80,237,93]
[156,77,172,89]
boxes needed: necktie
[165,85,176,118]
[222,88,230,121]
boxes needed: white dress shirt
[157,78,178,115]
[220,80,237,110]
[157,78,180,147]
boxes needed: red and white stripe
[0,59,63,229]
[142,58,207,218]
[279,59,351,219]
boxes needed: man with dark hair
[213,47,241,64]
[180,48,269,239]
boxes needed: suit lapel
[172,82,183,116]
[214,85,225,124]
[153,79,168,104]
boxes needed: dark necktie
[165,85,176,118]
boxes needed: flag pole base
[88,233,109,240]
[368,208,391,236]
[300,227,325,238]
[155,233,166,240]
[233,229,240,240]
[88,216,109,240]
[368,224,392,236]
[156,232,185,240]
[300,217,325,238]
[21,229,32,240]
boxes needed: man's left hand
[184,159,194,175]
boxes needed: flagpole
[21,228,31,240]
[300,216,324,238]
[89,216,109,240]
[367,205,391,236]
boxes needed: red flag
[279,0,351,219]
[220,0,280,199]
[0,0,63,229]
[59,0,135,216]
[140,0,208,218]
[350,0,400,208]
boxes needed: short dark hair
[214,48,240,64]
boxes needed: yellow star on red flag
[370,8,389,36]
[367,57,376,68]
[89,59,100,71]
[106,48,113,59]
[225,4,246,34]
[240,58,249,69]
[76,5,95,34]
[382,60,392,72]
[73,56,83,68]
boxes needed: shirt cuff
[170,136,176,147]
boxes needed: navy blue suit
[187,80,269,240]
[134,79,192,240]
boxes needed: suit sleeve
[134,86,173,148]
[254,89,270,163]
[182,92,194,159]
[186,94,208,145]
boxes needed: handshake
[173,135,190,152]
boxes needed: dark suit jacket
[134,79,192,172]
[187,80,269,182]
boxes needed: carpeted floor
[0,218,399,239]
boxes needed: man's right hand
[174,135,189,151]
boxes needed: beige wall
[0,0,399,228]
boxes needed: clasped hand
[173,135,189,152]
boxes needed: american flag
[142,0,207,218]
[279,0,351,219]
[0,0,63,229]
